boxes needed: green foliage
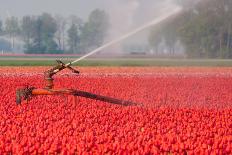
[23,13,58,54]
[54,15,66,51]
[5,17,20,36]
[149,25,163,54]
[80,9,110,52]
[67,17,82,53]
[149,0,232,58]
[1,8,110,54]
[4,16,20,49]
[0,19,2,34]
[19,10,109,54]
[67,24,80,53]
[21,16,35,53]
[39,13,58,53]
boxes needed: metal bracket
[44,60,79,89]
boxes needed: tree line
[149,0,232,58]
[0,9,109,54]
[1,0,232,58]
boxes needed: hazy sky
[0,0,108,20]
[0,0,178,21]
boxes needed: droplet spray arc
[68,6,182,66]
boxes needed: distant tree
[69,15,83,26]
[27,13,58,54]
[40,13,58,53]
[0,19,2,34]
[67,23,81,53]
[30,17,45,53]
[21,16,36,53]
[149,12,184,56]
[148,25,162,55]
[223,0,232,58]
[178,0,232,58]
[5,16,20,50]
[149,0,232,58]
[163,24,178,55]
[54,15,66,51]
[81,9,110,52]
[66,15,83,53]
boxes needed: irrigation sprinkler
[16,60,139,106]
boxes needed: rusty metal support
[44,60,79,89]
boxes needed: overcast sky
[0,0,179,20]
[0,0,109,20]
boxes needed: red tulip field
[0,67,231,154]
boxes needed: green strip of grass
[1,59,232,67]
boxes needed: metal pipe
[31,89,139,106]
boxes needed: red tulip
[0,67,231,153]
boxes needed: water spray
[69,6,182,65]
[16,6,182,106]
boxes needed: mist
[107,0,178,37]
[103,0,182,54]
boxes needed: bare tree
[5,16,19,50]
[55,15,66,51]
